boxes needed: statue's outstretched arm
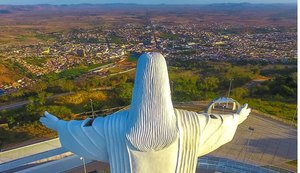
[40,111,59,131]
[197,104,251,156]
[40,112,109,162]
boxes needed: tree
[198,77,219,91]
[0,95,9,102]
[26,91,48,114]
[113,82,133,105]
[224,66,252,87]
[59,79,75,92]
[250,85,270,96]
[272,85,295,97]
[6,116,16,128]
[45,106,73,119]
[29,82,47,93]
[11,90,25,98]
[251,66,260,77]
[268,75,297,98]
[231,87,249,100]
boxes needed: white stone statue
[40,52,251,173]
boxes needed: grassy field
[42,62,111,80]
[242,98,297,123]
[0,64,21,85]
[25,57,50,67]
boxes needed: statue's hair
[126,52,178,152]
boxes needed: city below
[0,3,296,95]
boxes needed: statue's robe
[57,109,239,173]
[54,52,241,173]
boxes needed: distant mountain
[206,2,296,10]
[0,3,296,24]
[0,9,10,14]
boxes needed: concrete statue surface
[40,52,251,173]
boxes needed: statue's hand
[237,104,251,124]
[40,111,59,131]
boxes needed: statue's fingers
[247,108,251,113]
[45,111,57,120]
[243,108,251,116]
[44,111,51,117]
[243,103,248,109]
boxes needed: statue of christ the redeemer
[40,52,251,173]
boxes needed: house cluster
[0,23,296,95]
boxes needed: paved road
[0,139,61,164]
[0,92,73,111]
[0,101,29,111]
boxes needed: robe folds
[57,109,239,173]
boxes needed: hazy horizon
[0,0,297,5]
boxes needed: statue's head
[126,52,178,152]
[130,52,173,112]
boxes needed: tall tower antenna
[90,99,95,119]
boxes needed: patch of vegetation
[286,160,297,167]
[214,28,242,35]
[113,81,133,105]
[0,125,30,149]
[127,56,138,62]
[242,98,296,121]
[160,33,179,40]
[42,62,110,80]
[250,71,297,103]
[54,91,107,106]
[127,52,141,62]
[0,73,135,148]
[15,35,28,42]
[0,64,20,85]
[58,66,89,79]
[4,60,34,78]
[261,65,297,77]
[168,59,296,123]
[109,33,125,44]
[34,33,56,42]
[25,57,49,67]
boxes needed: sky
[0,0,297,5]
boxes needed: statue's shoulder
[174,108,206,118]
[104,110,129,126]
[174,108,208,127]
[92,110,128,136]
[174,108,196,115]
[93,110,128,125]
[105,109,129,120]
